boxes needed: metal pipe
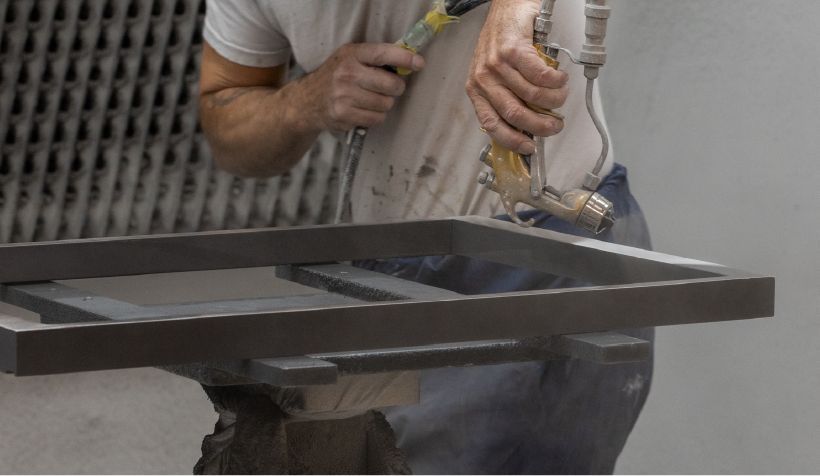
[540,0,556,16]
[533,0,557,48]
[585,78,610,178]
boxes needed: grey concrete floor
[0,369,213,474]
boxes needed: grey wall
[1,0,818,474]
[604,0,820,473]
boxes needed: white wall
[602,0,820,473]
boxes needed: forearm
[200,80,323,178]
[200,40,422,178]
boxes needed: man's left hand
[466,0,569,155]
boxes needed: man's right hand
[199,41,423,177]
[301,43,426,133]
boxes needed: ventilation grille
[0,0,340,243]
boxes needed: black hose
[445,0,462,12]
[448,0,491,17]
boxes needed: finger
[480,81,564,138]
[358,66,407,97]
[355,43,426,72]
[347,108,387,128]
[351,90,395,113]
[514,46,569,89]
[471,94,535,155]
[502,64,569,111]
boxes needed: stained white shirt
[204,0,614,223]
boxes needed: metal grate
[0,0,340,243]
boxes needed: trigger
[504,201,535,228]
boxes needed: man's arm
[467,0,569,156]
[199,42,425,177]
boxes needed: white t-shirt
[204,0,614,223]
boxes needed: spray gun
[477,0,614,234]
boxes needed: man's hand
[199,42,424,177]
[466,0,569,155]
[301,43,426,133]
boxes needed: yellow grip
[424,7,458,33]
[530,45,564,120]
[395,2,458,76]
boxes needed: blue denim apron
[356,164,654,474]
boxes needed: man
[199,0,653,473]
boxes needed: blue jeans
[355,164,654,474]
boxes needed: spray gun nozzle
[577,192,615,234]
[478,0,615,233]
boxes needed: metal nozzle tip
[577,192,615,235]
[597,210,615,234]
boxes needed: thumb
[355,43,426,72]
